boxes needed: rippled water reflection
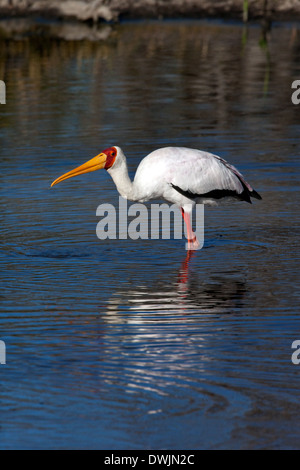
[0,19,300,449]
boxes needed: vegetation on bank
[0,0,299,23]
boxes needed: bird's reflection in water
[105,250,246,320]
[99,250,247,406]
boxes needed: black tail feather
[171,182,262,204]
[250,189,262,200]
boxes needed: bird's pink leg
[181,208,200,250]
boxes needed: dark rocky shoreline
[0,0,299,23]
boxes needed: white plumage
[51,145,261,249]
[130,147,254,203]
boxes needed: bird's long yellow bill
[51,153,107,187]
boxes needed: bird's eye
[111,151,116,156]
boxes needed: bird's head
[51,146,122,187]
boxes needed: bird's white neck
[107,158,139,201]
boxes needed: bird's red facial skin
[103,147,117,169]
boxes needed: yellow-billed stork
[51,146,261,249]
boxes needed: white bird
[51,146,261,249]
